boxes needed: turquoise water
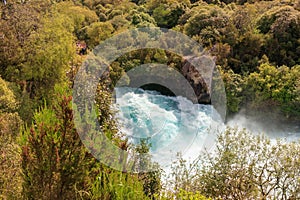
[114,87,223,167]
[113,87,300,168]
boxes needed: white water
[113,87,300,171]
[114,87,223,168]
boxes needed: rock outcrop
[115,55,215,105]
[181,56,214,104]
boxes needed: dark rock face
[115,56,214,105]
[140,83,176,97]
[122,63,199,104]
[181,56,212,104]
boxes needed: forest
[0,0,300,199]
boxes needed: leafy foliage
[220,68,245,114]
[198,128,300,199]
[0,77,23,199]
[166,128,300,199]
[21,94,98,199]
[246,62,300,117]
[257,5,300,67]
[0,0,300,199]
[184,4,230,46]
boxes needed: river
[113,87,300,168]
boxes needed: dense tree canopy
[258,5,300,67]
[0,0,299,199]
[0,77,22,199]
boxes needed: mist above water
[227,110,300,142]
[113,87,300,168]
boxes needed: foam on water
[114,87,223,168]
[113,87,300,176]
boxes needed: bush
[171,128,300,199]
[0,77,23,199]
[20,95,98,199]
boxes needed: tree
[220,67,245,114]
[16,8,76,121]
[131,11,157,28]
[0,77,23,199]
[245,62,300,118]
[184,4,229,45]
[257,5,300,67]
[84,21,114,48]
[146,0,190,28]
[152,3,184,28]
[21,91,98,199]
[0,1,41,81]
[22,10,75,98]
[55,1,99,38]
[0,1,78,122]
[177,128,300,199]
